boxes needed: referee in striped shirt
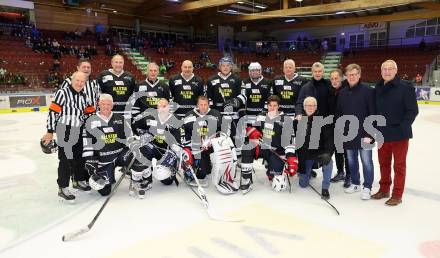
[41,71,96,202]
[60,59,100,109]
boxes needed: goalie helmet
[89,173,109,191]
[153,150,177,181]
[40,139,58,154]
[272,173,288,192]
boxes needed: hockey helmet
[153,165,172,181]
[272,173,288,192]
[153,150,177,181]
[219,56,233,66]
[89,173,109,191]
[40,139,58,154]
[248,62,262,71]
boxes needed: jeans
[299,159,333,190]
[346,149,374,189]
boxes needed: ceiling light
[335,11,347,15]
[113,10,117,13]
[227,9,238,13]
[237,1,244,3]
[295,0,303,2]
[255,5,267,9]
[285,19,296,23]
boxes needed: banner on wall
[415,87,431,100]
[430,87,440,101]
[9,95,46,108]
[0,96,10,109]
[360,22,386,31]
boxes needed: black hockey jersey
[82,112,131,163]
[237,77,273,116]
[168,73,205,117]
[132,79,171,115]
[252,111,296,157]
[182,108,222,155]
[96,70,136,115]
[272,74,308,116]
[206,72,242,113]
[133,111,183,150]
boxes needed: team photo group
[40,53,418,208]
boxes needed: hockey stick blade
[62,226,90,242]
[309,183,340,216]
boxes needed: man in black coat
[296,96,334,200]
[295,62,335,178]
[336,63,375,200]
[372,60,418,206]
[295,62,335,118]
[329,69,350,187]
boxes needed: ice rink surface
[0,105,439,258]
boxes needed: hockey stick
[259,141,339,214]
[177,153,243,222]
[308,183,340,216]
[62,155,136,242]
[258,141,293,193]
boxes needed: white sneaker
[361,188,371,200]
[344,184,361,194]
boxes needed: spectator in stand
[52,59,60,72]
[159,63,167,75]
[418,38,426,51]
[415,73,423,85]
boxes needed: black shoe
[330,172,345,183]
[321,189,330,200]
[343,179,351,188]
[311,170,317,178]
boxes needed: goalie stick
[62,155,136,242]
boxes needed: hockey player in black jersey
[82,94,150,198]
[96,54,136,117]
[240,95,298,194]
[272,59,308,116]
[168,60,205,118]
[237,62,273,118]
[182,96,223,187]
[132,98,188,186]
[61,59,100,110]
[132,62,170,116]
[206,57,242,143]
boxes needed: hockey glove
[246,127,262,141]
[317,153,332,166]
[182,147,193,165]
[285,156,299,177]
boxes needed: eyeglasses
[346,73,359,77]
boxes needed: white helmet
[248,62,262,71]
[153,165,172,181]
[272,174,288,192]
[89,174,109,191]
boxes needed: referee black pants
[56,125,87,188]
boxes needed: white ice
[0,105,439,258]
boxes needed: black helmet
[40,139,58,154]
